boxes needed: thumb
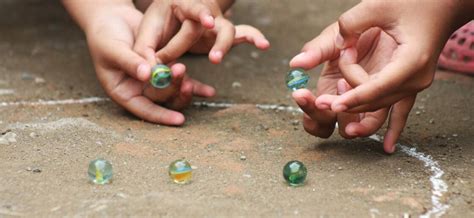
[336,1,393,49]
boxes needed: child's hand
[290,23,415,153]
[133,0,270,66]
[78,4,214,125]
[316,0,472,115]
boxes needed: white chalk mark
[193,101,303,113]
[0,89,15,95]
[0,97,109,107]
[369,135,449,218]
[1,98,449,216]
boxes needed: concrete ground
[0,0,473,217]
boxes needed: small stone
[34,77,45,84]
[429,119,435,124]
[0,132,17,144]
[243,174,252,178]
[291,120,300,126]
[415,111,421,115]
[115,192,128,199]
[337,166,343,170]
[231,81,242,88]
[250,51,259,59]
[452,134,458,137]
[21,72,35,80]
[29,132,38,138]
[32,168,42,173]
[240,155,247,161]
[50,206,61,212]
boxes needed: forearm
[62,0,133,31]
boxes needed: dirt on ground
[0,0,473,217]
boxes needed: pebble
[34,77,45,84]
[240,155,247,161]
[291,120,300,126]
[337,167,343,170]
[452,134,458,137]
[415,111,421,115]
[429,119,435,124]
[0,132,17,145]
[29,132,38,138]
[231,81,242,88]
[26,167,41,173]
[21,72,35,80]
[250,51,259,59]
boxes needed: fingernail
[211,51,223,60]
[336,33,344,49]
[137,64,150,80]
[293,52,306,61]
[174,114,185,125]
[317,103,330,110]
[333,104,348,112]
[259,39,270,48]
[205,15,214,27]
[346,128,357,136]
[340,49,346,57]
[337,84,347,95]
[386,145,396,154]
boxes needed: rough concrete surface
[0,0,473,217]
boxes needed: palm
[88,8,146,103]
[318,27,397,97]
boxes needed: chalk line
[0,97,109,107]
[196,101,450,217]
[1,98,449,217]
[369,135,449,218]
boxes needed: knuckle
[337,13,353,37]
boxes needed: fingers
[331,49,420,113]
[208,17,235,64]
[155,20,204,64]
[104,74,185,126]
[334,79,359,139]
[166,77,216,110]
[383,95,416,153]
[166,79,193,110]
[172,0,215,29]
[98,40,151,81]
[336,1,392,49]
[125,96,185,125]
[233,25,270,50]
[292,89,337,138]
[188,78,216,97]
[344,109,389,137]
[134,2,168,65]
[290,23,340,69]
[338,47,370,87]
